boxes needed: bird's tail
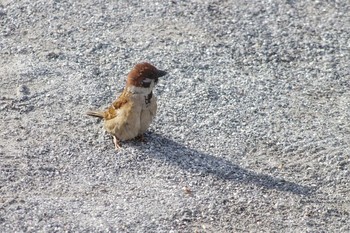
[86,110,105,118]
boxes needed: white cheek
[143,78,152,83]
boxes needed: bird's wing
[103,90,129,120]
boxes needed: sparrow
[87,62,167,149]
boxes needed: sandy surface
[1,0,349,232]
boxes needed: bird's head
[126,62,167,93]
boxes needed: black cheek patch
[142,81,151,88]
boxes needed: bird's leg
[113,135,121,150]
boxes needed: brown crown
[126,62,167,87]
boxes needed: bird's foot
[113,136,122,150]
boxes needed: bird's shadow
[138,132,314,196]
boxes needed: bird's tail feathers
[86,110,105,118]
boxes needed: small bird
[87,62,167,149]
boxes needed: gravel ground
[1,0,350,232]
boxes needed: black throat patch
[145,92,153,106]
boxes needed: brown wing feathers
[86,90,129,120]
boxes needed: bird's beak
[156,70,167,77]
